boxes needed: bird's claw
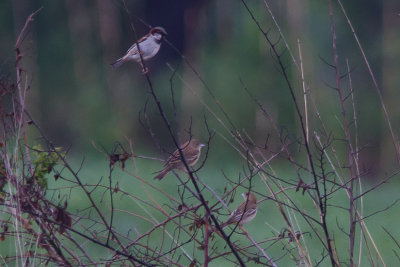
[141,67,149,74]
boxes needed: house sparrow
[221,192,258,228]
[111,27,167,73]
[154,139,205,180]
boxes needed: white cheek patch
[154,33,162,40]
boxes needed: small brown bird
[221,192,258,228]
[111,26,167,73]
[154,139,205,180]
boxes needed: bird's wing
[126,43,139,56]
[186,153,201,167]
[226,204,257,225]
[184,148,199,161]
[137,34,150,43]
[126,34,150,55]
[164,141,192,166]
[226,209,240,224]
[164,151,181,166]
[242,207,257,218]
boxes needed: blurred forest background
[2,0,400,266]
[1,0,399,175]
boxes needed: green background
[1,0,400,266]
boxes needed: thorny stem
[14,7,43,178]
[141,71,247,267]
[327,0,351,265]
[119,11,247,266]
[24,113,150,266]
[203,212,210,267]
[241,0,338,265]
[336,0,400,167]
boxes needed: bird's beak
[200,143,206,147]
[241,193,247,199]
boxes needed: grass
[2,154,397,266]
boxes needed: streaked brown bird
[221,192,258,228]
[154,139,205,180]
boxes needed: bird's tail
[110,57,125,68]
[154,168,170,180]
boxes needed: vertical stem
[328,1,358,266]
[346,60,356,267]
[14,9,42,177]
[298,40,309,145]
[327,1,350,266]
[203,212,210,267]
[336,0,400,166]
[242,0,338,264]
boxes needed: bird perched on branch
[111,26,167,73]
[221,192,258,228]
[154,139,205,180]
